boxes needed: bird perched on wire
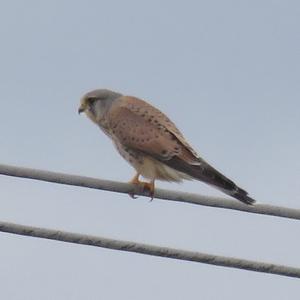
[78,89,255,205]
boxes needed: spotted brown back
[107,96,200,164]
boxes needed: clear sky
[0,1,299,299]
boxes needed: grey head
[78,89,123,123]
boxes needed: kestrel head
[78,89,122,123]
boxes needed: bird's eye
[88,97,97,104]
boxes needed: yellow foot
[128,174,140,199]
[143,181,155,201]
[128,174,155,200]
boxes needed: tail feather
[226,186,256,205]
[164,156,255,205]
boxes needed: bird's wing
[107,96,255,205]
[107,96,200,164]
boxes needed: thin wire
[0,163,299,220]
[0,220,299,279]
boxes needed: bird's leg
[143,179,155,201]
[128,174,155,200]
[130,173,141,185]
[128,173,141,199]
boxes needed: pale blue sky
[0,1,299,299]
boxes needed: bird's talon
[142,182,155,200]
[128,174,155,200]
[128,192,138,199]
[128,173,141,199]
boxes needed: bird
[78,89,255,205]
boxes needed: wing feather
[107,96,200,164]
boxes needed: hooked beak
[78,104,85,114]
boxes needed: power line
[0,163,299,220]
[0,220,299,279]
[1,163,299,279]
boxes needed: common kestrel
[78,89,255,205]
